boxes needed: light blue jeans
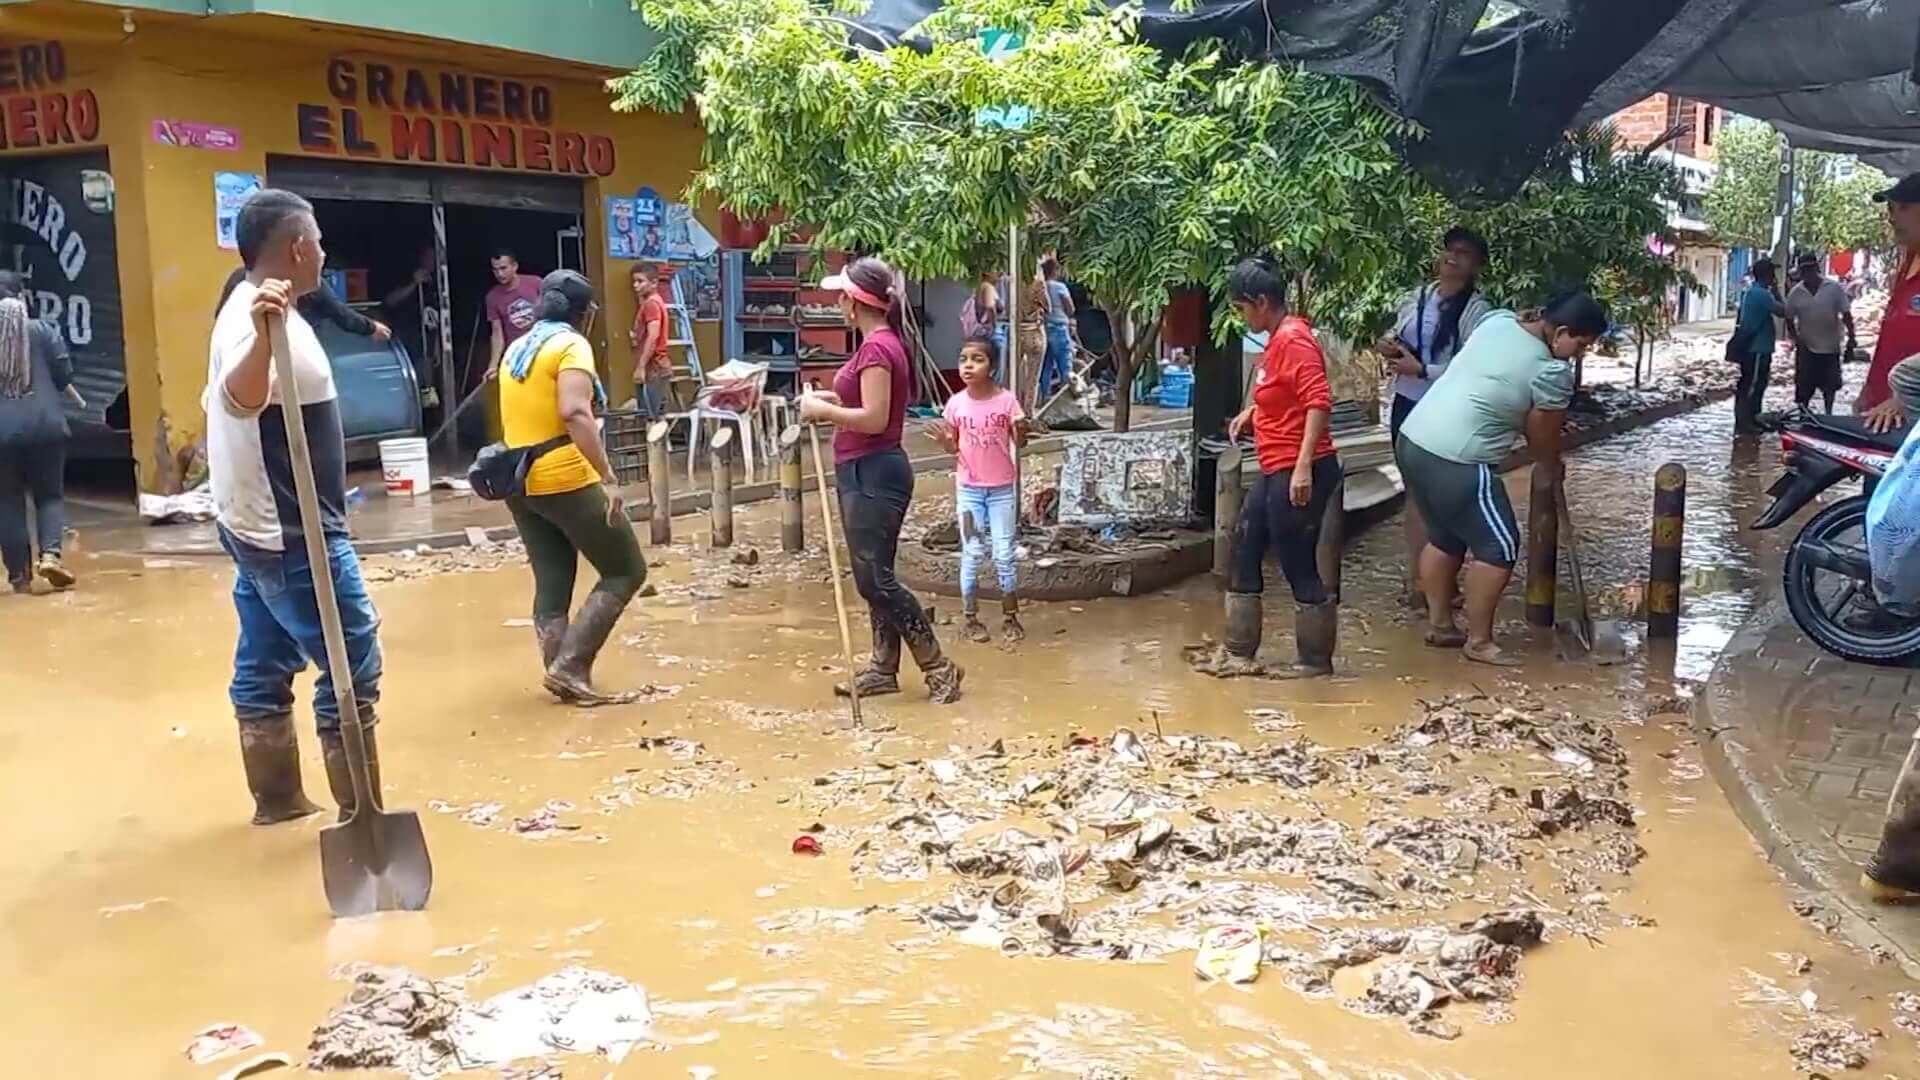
[956,482,1018,601]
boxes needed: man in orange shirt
[1220,255,1344,678]
[629,263,674,417]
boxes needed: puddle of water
[3,406,1912,1078]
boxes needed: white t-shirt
[205,280,347,552]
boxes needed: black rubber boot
[961,597,990,643]
[1272,602,1338,679]
[904,622,964,705]
[238,712,322,825]
[1224,592,1263,659]
[1001,595,1026,643]
[545,590,644,706]
[836,613,902,698]
[1863,741,1920,902]
[320,711,381,824]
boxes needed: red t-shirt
[485,274,542,348]
[1251,316,1337,474]
[832,327,910,465]
[632,293,673,379]
[1861,252,1920,413]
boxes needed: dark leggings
[835,448,940,665]
[0,439,65,585]
[506,484,647,618]
[1229,454,1343,604]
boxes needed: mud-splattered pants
[836,448,941,670]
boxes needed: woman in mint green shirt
[1396,292,1607,666]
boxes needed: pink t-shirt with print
[943,387,1023,489]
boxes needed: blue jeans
[956,482,1018,600]
[634,373,671,419]
[1040,324,1073,400]
[220,527,383,733]
[991,324,1009,382]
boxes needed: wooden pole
[646,420,671,546]
[709,425,734,549]
[779,425,805,553]
[806,424,862,728]
[1525,462,1561,628]
[1648,463,1687,639]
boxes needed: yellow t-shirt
[498,331,600,496]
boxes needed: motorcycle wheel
[1781,495,1920,665]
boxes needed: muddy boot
[1000,595,1026,644]
[533,614,577,701]
[836,616,903,698]
[1273,602,1337,679]
[238,713,323,825]
[961,597,990,644]
[1224,592,1263,659]
[320,713,382,824]
[545,591,644,706]
[1863,742,1920,902]
[904,624,964,705]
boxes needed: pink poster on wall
[152,119,241,152]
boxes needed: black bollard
[1648,462,1686,639]
[709,425,735,549]
[1213,443,1243,584]
[1525,463,1560,628]
[779,424,805,553]
[647,421,671,546]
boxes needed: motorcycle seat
[1806,413,1912,452]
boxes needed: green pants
[506,484,647,618]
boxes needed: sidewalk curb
[1692,599,1920,979]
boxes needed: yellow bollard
[1648,463,1686,639]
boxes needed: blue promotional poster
[606,186,715,264]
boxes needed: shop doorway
[0,149,129,471]
[267,157,586,457]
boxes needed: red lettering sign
[299,60,618,177]
[0,42,99,149]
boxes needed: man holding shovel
[208,189,384,826]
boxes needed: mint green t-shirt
[1399,310,1573,465]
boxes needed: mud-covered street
[5,400,1918,1078]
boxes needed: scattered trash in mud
[307,964,651,1077]
[513,801,582,837]
[792,835,824,856]
[1194,924,1262,983]
[770,691,1640,1040]
[185,1022,264,1064]
[1894,991,1919,1039]
[360,541,528,584]
[1789,1013,1876,1073]
[100,896,170,918]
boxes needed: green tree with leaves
[1704,119,1889,254]
[612,0,1693,423]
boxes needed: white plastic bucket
[378,437,431,498]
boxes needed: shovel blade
[319,809,433,917]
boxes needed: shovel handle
[806,424,862,727]
[267,314,381,818]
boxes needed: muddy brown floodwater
[4,400,1917,1077]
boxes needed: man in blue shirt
[1731,258,1786,434]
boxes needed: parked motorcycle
[1752,409,1920,665]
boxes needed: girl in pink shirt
[932,336,1029,643]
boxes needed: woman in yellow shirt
[499,270,647,705]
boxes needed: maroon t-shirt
[832,326,910,465]
[485,274,543,348]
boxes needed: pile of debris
[780,692,1644,1039]
[360,541,527,584]
[307,964,652,1078]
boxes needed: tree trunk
[1113,307,1136,434]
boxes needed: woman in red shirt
[1221,256,1343,677]
[798,256,963,704]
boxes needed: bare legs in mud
[1419,545,1519,666]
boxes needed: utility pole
[1772,138,1797,266]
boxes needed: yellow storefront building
[0,0,709,493]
